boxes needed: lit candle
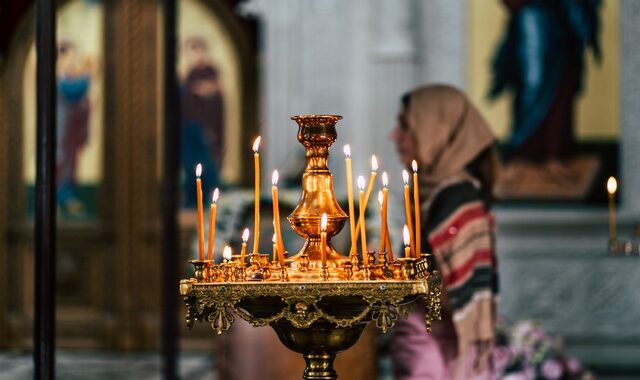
[344,145,357,256]
[357,176,368,263]
[381,172,393,259]
[195,164,205,261]
[403,224,411,258]
[378,191,385,254]
[412,160,421,256]
[207,188,219,261]
[240,228,250,267]
[320,213,328,267]
[352,155,378,253]
[223,245,232,262]
[607,176,617,241]
[272,233,278,263]
[402,170,415,257]
[271,170,286,258]
[252,137,261,254]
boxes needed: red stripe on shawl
[430,203,487,250]
[444,248,493,287]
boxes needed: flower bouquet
[493,320,594,380]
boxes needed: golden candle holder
[180,115,442,380]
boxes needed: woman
[389,85,499,380]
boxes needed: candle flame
[402,170,409,185]
[212,188,219,203]
[377,190,383,207]
[403,225,410,247]
[223,246,232,261]
[382,171,388,188]
[272,170,279,186]
[195,163,202,178]
[371,155,378,172]
[343,144,351,158]
[272,233,277,243]
[252,136,261,153]
[607,176,617,194]
[411,160,418,173]
[357,176,366,191]
[321,213,328,231]
[242,228,250,243]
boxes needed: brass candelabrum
[180,115,442,380]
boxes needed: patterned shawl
[406,84,498,373]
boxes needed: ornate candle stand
[180,115,442,380]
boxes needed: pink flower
[541,358,564,379]
[567,357,582,375]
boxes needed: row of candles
[193,137,425,267]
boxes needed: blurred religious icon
[56,40,94,217]
[180,36,225,208]
[489,0,602,200]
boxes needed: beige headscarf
[406,84,496,202]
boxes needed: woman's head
[391,84,498,199]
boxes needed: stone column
[417,0,467,89]
[620,0,640,218]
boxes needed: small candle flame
[242,228,250,243]
[607,176,617,195]
[377,190,383,207]
[402,170,409,185]
[411,160,418,173]
[357,176,366,191]
[321,213,328,231]
[212,188,220,203]
[343,144,351,158]
[382,171,388,188]
[252,136,261,153]
[272,233,277,243]
[403,225,410,247]
[223,246,232,261]
[272,170,279,186]
[195,163,202,178]
[371,155,378,172]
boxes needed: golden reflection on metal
[180,115,442,380]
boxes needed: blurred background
[0,0,638,379]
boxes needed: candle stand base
[180,272,441,380]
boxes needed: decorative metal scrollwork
[180,278,441,335]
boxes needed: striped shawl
[423,180,498,368]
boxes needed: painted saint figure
[489,0,601,183]
[56,41,92,216]
[180,36,225,208]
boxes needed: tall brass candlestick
[288,115,348,266]
[402,170,415,257]
[207,188,219,261]
[357,176,368,262]
[344,145,357,256]
[412,160,421,255]
[195,164,205,261]
[252,137,261,253]
[607,176,617,241]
